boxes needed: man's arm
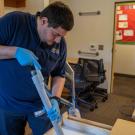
[0,45,41,69]
[51,76,65,98]
[0,45,17,59]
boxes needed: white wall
[114,44,135,75]
[50,0,114,92]
[0,0,4,15]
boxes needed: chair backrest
[68,63,84,81]
[65,62,88,90]
[78,58,106,83]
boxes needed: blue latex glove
[15,47,41,70]
[47,99,61,122]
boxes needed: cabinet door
[4,0,26,8]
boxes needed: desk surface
[45,113,111,135]
[45,113,135,135]
[45,119,110,135]
[67,57,78,63]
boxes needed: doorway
[112,1,135,98]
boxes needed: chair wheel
[102,98,106,102]
[105,96,108,100]
[95,104,98,109]
[89,107,94,111]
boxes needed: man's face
[38,17,67,45]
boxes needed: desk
[45,112,112,135]
[45,112,135,135]
[67,57,78,64]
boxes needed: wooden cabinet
[4,0,26,8]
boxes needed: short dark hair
[37,1,74,31]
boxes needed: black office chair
[78,58,108,102]
[64,60,97,111]
[64,58,108,111]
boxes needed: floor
[80,94,134,126]
[113,75,135,98]
[79,75,135,126]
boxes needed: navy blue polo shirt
[0,11,67,114]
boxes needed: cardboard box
[111,119,135,135]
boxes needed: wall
[114,44,135,75]
[50,0,114,92]
[0,0,4,15]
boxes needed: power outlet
[98,44,104,50]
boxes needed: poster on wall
[115,3,135,45]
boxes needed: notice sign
[124,30,134,36]
[118,22,128,28]
[119,14,128,21]
[116,30,123,40]
[116,3,135,44]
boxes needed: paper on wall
[125,6,129,10]
[116,10,123,15]
[118,14,128,21]
[129,5,133,9]
[118,22,128,28]
[115,30,123,40]
[116,6,121,10]
[124,30,134,36]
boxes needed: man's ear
[41,17,48,25]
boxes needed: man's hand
[15,47,41,70]
[47,99,61,122]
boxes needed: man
[0,1,74,135]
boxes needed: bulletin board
[115,2,135,45]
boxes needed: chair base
[77,98,98,111]
[93,87,108,102]
[77,91,98,111]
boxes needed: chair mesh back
[83,61,98,76]
[69,63,84,81]
[78,58,105,83]
[83,60,99,82]
[65,63,87,89]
